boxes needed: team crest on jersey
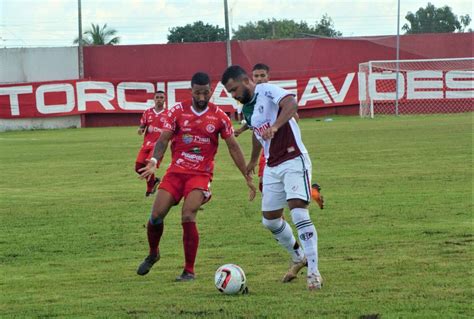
[206,124,216,133]
[183,120,189,126]
[258,105,264,113]
[264,91,274,99]
[183,134,193,144]
[160,117,166,122]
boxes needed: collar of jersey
[153,107,165,115]
[191,105,209,116]
[242,92,258,127]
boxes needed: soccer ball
[240,119,247,125]
[214,264,248,295]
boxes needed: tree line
[74,3,471,45]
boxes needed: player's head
[191,72,212,110]
[221,65,254,104]
[252,63,270,84]
[154,90,165,108]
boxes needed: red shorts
[136,145,161,167]
[158,172,212,205]
[258,151,266,177]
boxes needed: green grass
[0,114,472,318]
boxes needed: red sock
[147,220,164,256]
[182,222,199,274]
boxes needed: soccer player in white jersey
[221,65,323,290]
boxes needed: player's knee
[290,208,311,225]
[287,198,308,210]
[181,209,197,223]
[149,214,163,225]
[262,217,283,231]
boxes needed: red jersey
[140,107,167,147]
[162,100,234,177]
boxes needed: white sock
[291,208,320,276]
[262,217,304,263]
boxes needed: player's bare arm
[246,133,262,176]
[224,135,256,201]
[262,95,298,140]
[234,123,249,137]
[139,130,172,179]
[137,125,146,135]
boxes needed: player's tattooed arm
[138,130,172,180]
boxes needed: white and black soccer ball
[214,264,248,295]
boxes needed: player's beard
[193,98,208,110]
[239,87,252,104]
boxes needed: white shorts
[261,153,312,211]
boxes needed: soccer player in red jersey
[135,90,167,197]
[137,72,256,281]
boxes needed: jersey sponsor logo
[182,133,193,144]
[206,124,216,133]
[194,136,210,144]
[190,147,201,154]
[254,122,271,137]
[181,151,204,162]
[299,232,314,241]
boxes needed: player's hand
[138,127,145,135]
[138,159,157,181]
[245,175,256,201]
[234,129,242,137]
[245,160,257,176]
[262,126,278,140]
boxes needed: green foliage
[167,21,226,43]
[233,15,342,40]
[73,23,120,46]
[0,114,472,317]
[403,2,472,34]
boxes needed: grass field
[0,114,472,318]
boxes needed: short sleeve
[162,103,181,132]
[263,83,295,106]
[139,110,147,126]
[218,110,234,139]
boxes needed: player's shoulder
[167,101,186,115]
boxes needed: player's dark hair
[221,65,248,85]
[155,90,165,95]
[252,63,270,72]
[191,72,211,86]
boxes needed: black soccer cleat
[137,253,160,276]
[175,270,195,282]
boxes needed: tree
[167,21,226,43]
[73,23,120,46]
[402,2,471,34]
[232,16,342,40]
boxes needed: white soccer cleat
[282,257,307,283]
[307,273,323,291]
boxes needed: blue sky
[0,0,472,47]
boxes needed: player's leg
[285,154,322,290]
[262,167,305,282]
[175,175,211,281]
[137,173,182,276]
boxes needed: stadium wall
[0,47,81,131]
[0,33,472,130]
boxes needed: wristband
[150,157,158,164]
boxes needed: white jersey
[242,83,308,167]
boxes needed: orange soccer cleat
[311,183,324,209]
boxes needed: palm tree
[73,23,120,46]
